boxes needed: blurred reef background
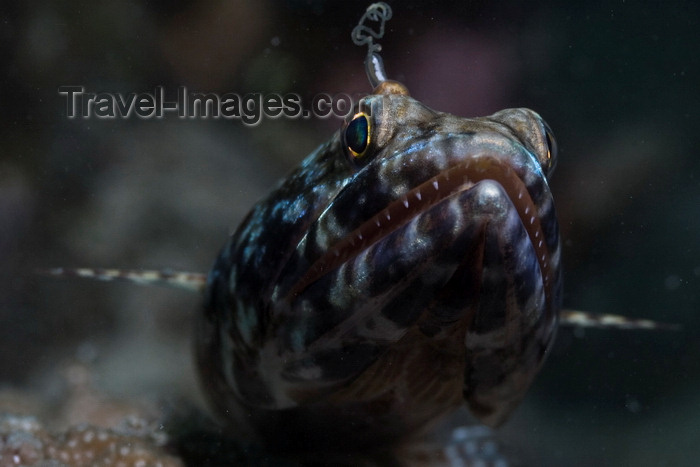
[1,0,698,465]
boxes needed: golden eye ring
[344,112,371,159]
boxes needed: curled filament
[351,2,393,88]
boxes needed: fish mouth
[287,154,553,301]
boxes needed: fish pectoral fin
[560,309,680,331]
[38,267,207,294]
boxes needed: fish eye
[543,121,558,172]
[344,112,371,159]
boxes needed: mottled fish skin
[197,92,562,453]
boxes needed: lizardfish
[44,3,675,464]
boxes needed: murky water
[1,1,698,465]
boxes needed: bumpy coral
[0,362,184,467]
[0,414,183,467]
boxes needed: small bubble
[270,36,281,47]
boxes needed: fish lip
[286,147,552,302]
